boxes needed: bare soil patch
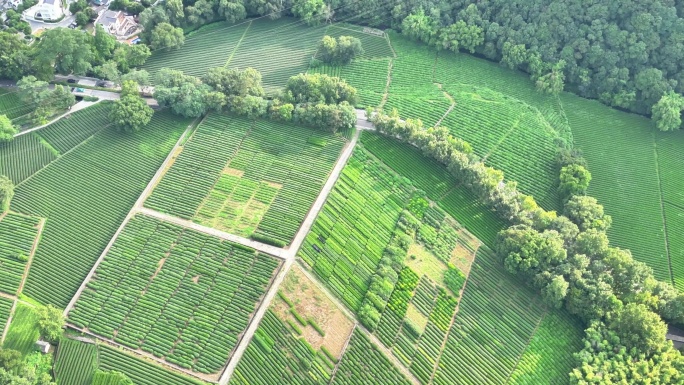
[223,167,244,177]
[273,265,354,359]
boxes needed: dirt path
[138,208,286,258]
[16,218,45,296]
[13,100,101,138]
[219,130,360,385]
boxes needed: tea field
[0,213,40,295]
[3,303,40,355]
[69,215,281,374]
[0,88,32,120]
[12,110,193,307]
[146,113,344,245]
[53,339,207,385]
[0,296,12,338]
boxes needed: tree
[558,164,592,198]
[121,69,151,86]
[150,23,185,50]
[0,175,13,213]
[36,305,64,343]
[501,42,527,70]
[284,73,357,105]
[536,60,566,95]
[110,81,153,133]
[336,36,364,64]
[611,303,667,355]
[113,44,151,72]
[292,0,325,25]
[139,6,170,43]
[75,11,90,27]
[203,67,264,97]
[93,24,118,63]
[93,61,120,83]
[0,115,17,144]
[541,275,569,308]
[0,32,30,80]
[68,0,88,15]
[563,195,612,232]
[154,68,214,117]
[317,35,337,63]
[48,85,76,112]
[401,9,438,46]
[438,20,484,54]
[0,349,23,373]
[652,92,684,131]
[31,28,95,79]
[496,225,567,277]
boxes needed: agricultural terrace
[0,213,41,295]
[0,102,111,185]
[54,339,206,385]
[69,215,282,376]
[145,113,345,246]
[11,108,193,308]
[142,18,393,93]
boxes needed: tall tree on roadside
[0,32,30,80]
[36,305,65,343]
[31,28,95,79]
[0,115,16,144]
[109,80,153,133]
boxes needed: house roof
[42,0,56,5]
[99,10,121,27]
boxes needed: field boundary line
[434,88,456,127]
[378,59,393,110]
[482,112,523,161]
[0,299,17,344]
[13,100,102,138]
[653,135,675,285]
[224,19,253,68]
[504,310,547,384]
[66,323,217,383]
[138,208,286,258]
[16,217,45,297]
[63,119,199,317]
[220,129,360,384]
[327,320,357,382]
[294,262,421,385]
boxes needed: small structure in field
[35,340,50,354]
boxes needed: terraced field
[146,113,345,245]
[12,110,192,307]
[69,215,281,374]
[54,338,98,385]
[0,88,32,120]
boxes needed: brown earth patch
[223,167,244,177]
[272,265,354,359]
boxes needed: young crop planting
[54,338,98,385]
[13,111,192,307]
[98,345,206,385]
[147,113,344,245]
[330,329,412,385]
[229,310,335,385]
[0,213,40,295]
[298,148,412,311]
[69,215,281,374]
[143,21,251,83]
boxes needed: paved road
[14,100,100,137]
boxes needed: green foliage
[559,164,592,199]
[203,67,264,97]
[0,115,17,143]
[92,370,133,385]
[443,264,465,294]
[317,35,364,65]
[0,175,14,213]
[31,28,95,79]
[0,32,29,80]
[150,22,185,50]
[110,82,154,133]
[293,101,356,133]
[563,195,612,232]
[154,68,215,117]
[284,73,358,105]
[652,91,684,132]
[438,20,484,54]
[291,0,325,25]
[3,304,40,355]
[98,345,204,385]
[35,305,64,343]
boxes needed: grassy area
[3,303,40,355]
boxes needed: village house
[22,0,63,21]
[95,10,137,38]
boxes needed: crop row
[14,110,192,307]
[0,103,112,185]
[0,89,33,120]
[507,310,584,385]
[432,248,546,385]
[298,148,412,311]
[330,329,412,385]
[143,21,249,83]
[98,345,206,385]
[0,296,12,337]
[0,213,39,295]
[69,215,280,374]
[324,24,395,59]
[310,59,389,108]
[54,338,98,385]
[229,310,334,385]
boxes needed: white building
[23,0,63,21]
[95,10,137,38]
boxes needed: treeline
[154,69,357,132]
[369,108,684,384]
